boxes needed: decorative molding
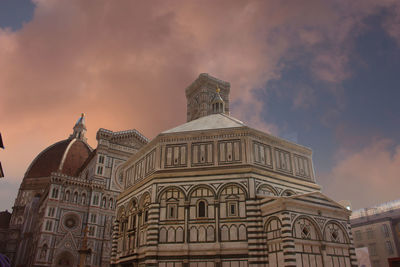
[181,184,193,192]
[240,180,248,189]
[314,217,327,230]
[275,187,283,195]
[210,183,223,191]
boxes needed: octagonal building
[112,74,357,267]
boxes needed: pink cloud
[1,0,400,210]
[321,139,400,210]
[383,4,400,45]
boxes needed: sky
[0,0,399,211]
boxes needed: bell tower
[185,73,230,122]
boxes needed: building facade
[6,114,147,266]
[351,199,400,267]
[111,74,357,267]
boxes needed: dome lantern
[211,86,225,114]
[70,113,87,141]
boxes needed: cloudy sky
[0,0,399,211]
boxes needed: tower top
[185,73,230,122]
[70,113,87,141]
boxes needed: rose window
[63,215,79,230]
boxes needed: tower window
[93,195,99,205]
[90,214,97,223]
[40,244,48,259]
[109,198,114,209]
[98,155,105,164]
[73,192,78,203]
[97,166,103,175]
[382,224,389,237]
[51,188,59,198]
[45,220,53,231]
[65,191,70,201]
[88,226,95,236]
[47,207,55,217]
[101,197,107,208]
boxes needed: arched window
[129,200,137,230]
[198,200,206,218]
[219,184,245,218]
[189,186,214,220]
[101,197,107,208]
[293,217,324,266]
[51,188,59,198]
[109,198,114,209]
[81,193,86,205]
[65,190,70,201]
[73,192,78,203]
[160,188,184,221]
[92,194,99,205]
[257,185,277,196]
[282,190,295,196]
[40,244,48,259]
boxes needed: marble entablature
[122,125,315,191]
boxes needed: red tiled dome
[24,138,92,178]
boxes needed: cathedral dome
[24,138,92,178]
[24,114,92,179]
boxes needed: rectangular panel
[220,143,225,162]
[226,142,233,161]
[174,147,180,165]
[191,142,214,167]
[218,140,241,164]
[293,154,311,179]
[274,148,292,174]
[254,143,259,162]
[165,144,187,168]
[207,144,213,163]
[200,144,206,163]
[234,141,240,161]
[166,147,172,166]
[252,141,272,168]
[193,145,198,164]
[259,145,265,164]
[180,146,186,165]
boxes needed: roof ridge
[219,113,245,126]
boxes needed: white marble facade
[112,74,357,267]
[8,120,147,267]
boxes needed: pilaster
[280,212,296,267]
[246,199,268,266]
[144,203,160,266]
